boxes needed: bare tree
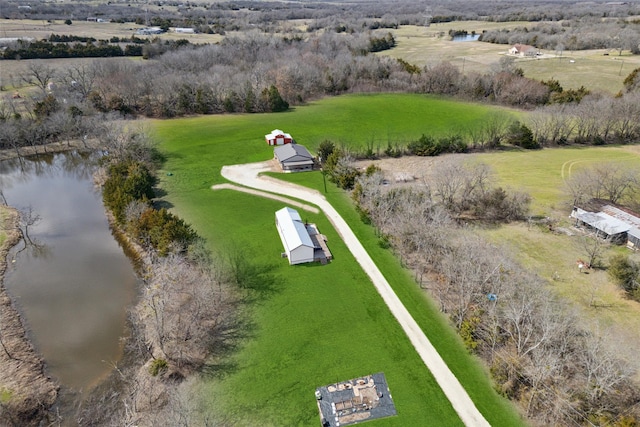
[139,254,233,373]
[565,162,640,206]
[578,234,610,269]
[21,63,57,96]
[14,206,43,257]
[62,63,98,100]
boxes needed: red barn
[265,129,293,146]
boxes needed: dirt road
[220,162,491,427]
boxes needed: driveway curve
[221,161,491,427]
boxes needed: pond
[0,151,137,392]
[452,34,480,42]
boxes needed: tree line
[480,18,640,54]
[0,37,194,60]
[2,25,640,168]
[73,125,252,426]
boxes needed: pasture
[378,24,640,94]
[152,94,524,426]
[474,145,640,215]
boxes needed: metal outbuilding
[275,207,315,265]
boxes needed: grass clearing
[154,93,518,165]
[470,145,640,216]
[152,94,524,426]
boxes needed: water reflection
[1,152,137,391]
[452,34,480,42]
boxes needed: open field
[0,18,225,43]
[151,94,524,425]
[379,24,640,94]
[378,22,530,74]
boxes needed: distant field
[152,94,524,426]
[0,18,225,43]
[377,22,529,73]
[378,24,640,94]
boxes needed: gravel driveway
[221,162,491,427]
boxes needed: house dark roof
[274,143,314,164]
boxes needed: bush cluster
[102,159,197,256]
[407,134,467,156]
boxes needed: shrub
[128,207,197,256]
[505,121,539,149]
[102,161,156,224]
[608,254,640,297]
[149,358,168,376]
[408,134,441,156]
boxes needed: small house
[509,44,539,57]
[265,129,293,146]
[274,143,314,173]
[275,207,315,265]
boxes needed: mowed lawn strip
[152,94,525,426]
[188,191,462,426]
[274,171,525,427]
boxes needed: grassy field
[378,24,640,94]
[149,92,518,165]
[470,145,640,216]
[152,94,525,426]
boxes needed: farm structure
[274,143,315,173]
[265,129,293,146]
[509,44,539,57]
[571,200,640,248]
[315,373,396,427]
[275,207,332,265]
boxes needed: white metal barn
[275,207,315,265]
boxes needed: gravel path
[221,161,491,427]
[211,183,319,214]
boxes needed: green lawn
[152,94,525,426]
[470,145,640,215]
